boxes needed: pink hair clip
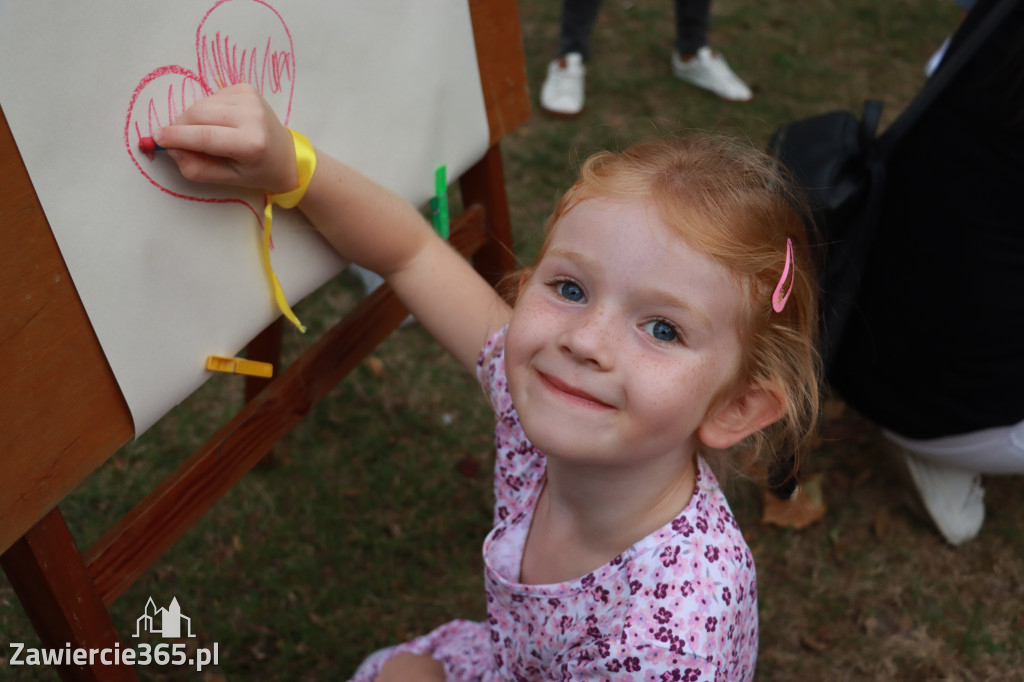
[772,238,795,313]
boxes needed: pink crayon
[139,136,165,153]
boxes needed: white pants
[885,418,1024,475]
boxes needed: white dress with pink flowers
[348,327,758,681]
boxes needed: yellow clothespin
[206,355,274,379]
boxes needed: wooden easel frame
[0,2,529,679]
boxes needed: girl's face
[505,196,747,469]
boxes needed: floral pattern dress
[348,327,758,681]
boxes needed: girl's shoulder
[615,462,758,679]
[635,457,753,580]
[476,325,513,418]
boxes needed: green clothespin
[430,164,449,240]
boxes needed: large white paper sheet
[0,1,489,435]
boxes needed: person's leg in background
[540,0,754,116]
[887,418,1024,545]
[670,0,753,101]
[540,0,601,116]
[674,0,711,56]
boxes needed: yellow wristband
[268,129,317,208]
[260,128,316,333]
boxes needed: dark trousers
[557,0,711,60]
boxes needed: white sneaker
[671,46,752,102]
[901,450,985,545]
[540,52,586,117]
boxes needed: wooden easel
[0,2,530,679]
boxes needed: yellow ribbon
[261,128,316,333]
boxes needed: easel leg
[460,144,517,287]
[1,507,138,682]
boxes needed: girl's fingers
[161,121,294,190]
[154,83,294,191]
[155,123,260,161]
[166,148,241,186]
[157,84,279,156]
[169,88,257,132]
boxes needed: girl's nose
[558,306,615,370]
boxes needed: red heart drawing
[196,0,295,117]
[124,0,295,221]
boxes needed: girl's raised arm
[156,85,511,371]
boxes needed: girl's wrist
[268,128,316,205]
[260,128,317,334]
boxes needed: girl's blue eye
[644,319,678,342]
[556,280,585,302]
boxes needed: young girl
[156,84,819,681]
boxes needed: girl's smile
[535,369,615,410]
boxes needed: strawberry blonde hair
[528,133,820,492]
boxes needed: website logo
[133,596,196,639]
[6,595,219,673]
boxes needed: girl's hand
[153,83,298,194]
[374,652,446,682]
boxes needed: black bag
[762,0,1016,498]
[768,100,885,372]
[767,0,1016,375]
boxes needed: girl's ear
[698,384,786,450]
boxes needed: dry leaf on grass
[762,472,826,530]
[800,623,835,653]
[364,356,386,377]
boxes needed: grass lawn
[3,1,1023,680]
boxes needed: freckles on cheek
[507,299,554,349]
[643,358,717,407]
[505,315,532,358]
